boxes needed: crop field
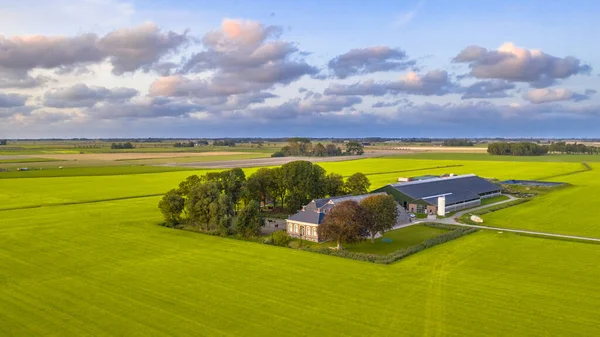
[1,197,600,336]
[483,163,600,237]
[1,154,600,335]
[393,152,600,162]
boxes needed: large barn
[373,174,501,216]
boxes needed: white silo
[437,196,446,216]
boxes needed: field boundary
[0,194,163,212]
[535,162,592,181]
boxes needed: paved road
[432,195,600,243]
[160,153,386,169]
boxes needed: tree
[281,161,327,212]
[344,172,371,195]
[158,189,185,226]
[313,143,327,157]
[0,139,7,146]
[318,200,367,249]
[236,200,264,237]
[268,167,287,209]
[220,168,246,209]
[216,193,234,235]
[185,181,222,230]
[324,173,345,197]
[360,195,398,243]
[246,168,275,208]
[345,141,364,155]
[326,144,342,156]
[178,175,201,197]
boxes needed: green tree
[313,143,327,157]
[325,173,345,197]
[158,189,185,226]
[268,167,287,209]
[281,161,327,212]
[236,200,264,237]
[344,172,371,195]
[360,194,398,243]
[178,175,201,197]
[0,139,7,146]
[185,181,221,230]
[318,200,367,250]
[246,168,274,207]
[216,193,234,235]
[345,141,364,155]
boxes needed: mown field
[0,158,585,211]
[483,163,600,237]
[1,197,599,336]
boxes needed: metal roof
[421,190,480,206]
[391,174,500,203]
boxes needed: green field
[2,153,600,335]
[1,198,600,336]
[0,157,62,164]
[393,152,600,162]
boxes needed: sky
[0,0,599,138]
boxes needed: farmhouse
[374,174,501,216]
[286,193,410,242]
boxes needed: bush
[271,230,292,247]
[271,151,285,157]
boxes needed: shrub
[271,151,285,158]
[271,230,292,247]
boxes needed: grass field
[2,153,600,335]
[1,197,600,336]
[393,152,600,162]
[0,158,63,164]
[483,163,600,237]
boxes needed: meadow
[483,163,600,237]
[1,197,600,336]
[1,153,600,335]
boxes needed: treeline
[443,139,474,147]
[213,139,236,147]
[173,141,195,148]
[158,161,372,235]
[547,142,600,155]
[0,140,7,145]
[272,138,364,157]
[489,141,600,156]
[110,142,135,149]
[488,142,548,156]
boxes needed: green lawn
[343,224,449,254]
[480,194,510,205]
[1,197,600,336]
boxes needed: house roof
[391,174,500,203]
[288,192,388,225]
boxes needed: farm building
[374,174,501,216]
[286,193,411,242]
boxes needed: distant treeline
[174,141,195,148]
[111,142,135,149]
[271,138,364,158]
[443,139,474,147]
[0,139,7,146]
[547,142,600,154]
[488,141,600,156]
[213,140,236,147]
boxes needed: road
[160,153,387,169]
[404,195,600,243]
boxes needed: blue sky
[0,0,598,138]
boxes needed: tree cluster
[174,141,195,148]
[159,168,262,237]
[110,142,135,149]
[487,142,548,156]
[213,139,236,147]
[271,138,363,158]
[0,140,7,146]
[548,142,600,155]
[443,139,474,147]
[244,162,371,213]
[318,195,398,249]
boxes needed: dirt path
[161,153,386,168]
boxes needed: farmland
[1,152,600,335]
[1,197,600,336]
